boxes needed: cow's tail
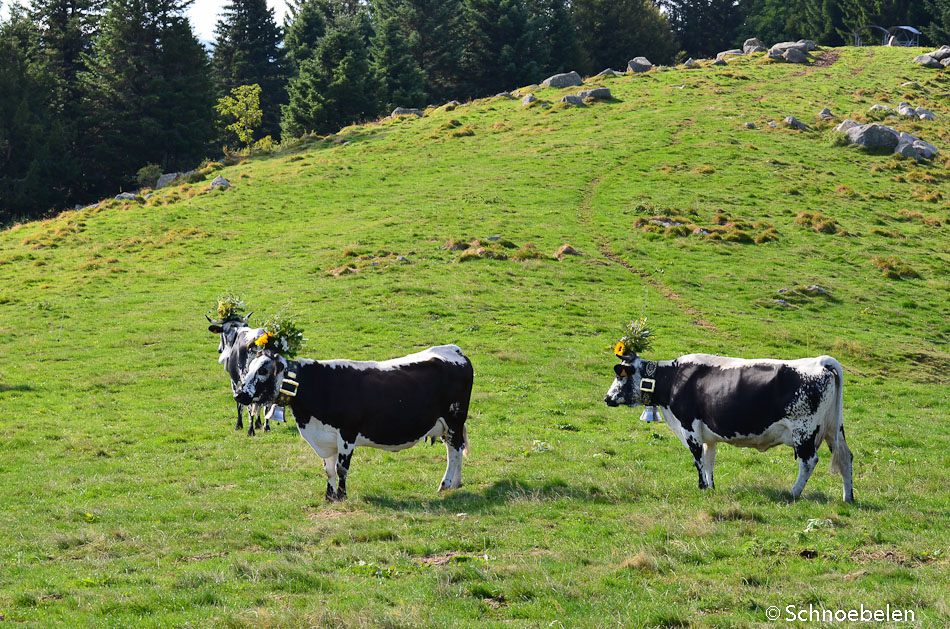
[824,358,850,476]
[462,424,470,457]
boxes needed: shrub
[513,243,544,261]
[136,163,162,189]
[872,256,920,279]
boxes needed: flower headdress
[614,317,654,359]
[210,293,247,323]
[253,312,304,358]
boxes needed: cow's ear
[209,324,223,334]
[274,360,285,374]
[614,364,628,378]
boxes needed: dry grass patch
[795,211,841,234]
[872,256,920,279]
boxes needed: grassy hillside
[1,46,948,627]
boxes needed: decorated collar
[274,361,300,406]
[639,359,658,405]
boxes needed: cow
[206,314,268,435]
[234,344,474,501]
[604,353,853,502]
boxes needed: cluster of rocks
[835,120,938,161]
[913,46,950,68]
[521,72,613,108]
[869,102,938,121]
[708,38,815,66]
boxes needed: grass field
[1,46,949,627]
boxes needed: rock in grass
[744,122,757,129]
[522,93,537,106]
[682,57,696,68]
[156,172,181,189]
[916,107,937,121]
[782,48,808,64]
[897,102,915,117]
[798,39,817,51]
[716,49,744,60]
[869,104,892,113]
[627,56,653,72]
[844,124,899,150]
[555,244,581,260]
[743,37,765,54]
[818,108,834,119]
[115,192,137,200]
[914,54,942,68]
[210,175,231,189]
[930,45,950,61]
[784,115,808,130]
[390,107,423,117]
[593,68,623,78]
[561,94,585,106]
[712,57,727,66]
[577,87,611,100]
[769,41,808,58]
[495,92,514,99]
[834,119,858,132]
[542,71,583,88]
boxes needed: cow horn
[205,314,212,322]
[243,312,253,322]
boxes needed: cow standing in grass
[235,344,474,501]
[206,314,267,435]
[604,353,853,501]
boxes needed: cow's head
[207,314,252,359]
[604,355,646,407]
[235,347,286,405]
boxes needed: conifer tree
[283,0,326,76]
[661,0,745,58]
[82,0,215,192]
[213,0,286,140]
[459,0,542,97]
[529,0,582,75]
[573,0,677,73]
[281,12,379,137]
[371,14,427,110]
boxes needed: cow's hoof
[255,418,262,429]
[264,424,271,432]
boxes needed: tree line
[3,0,950,223]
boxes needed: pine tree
[0,4,69,220]
[459,0,543,98]
[661,0,745,58]
[926,0,950,43]
[371,14,427,111]
[281,12,380,137]
[573,0,677,74]
[283,0,326,76]
[213,0,286,139]
[529,0,582,76]
[82,0,216,192]
[372,0,464,102]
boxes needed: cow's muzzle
[604,396,619,407]
[235,390,253,405]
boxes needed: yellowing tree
[216,84,263,147]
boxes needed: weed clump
[449,125,475,138]
[795,211,841,234]
[872,256,920,279]
[513,243,545,261]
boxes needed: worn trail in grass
[1,47,948,626]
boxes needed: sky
[0,1,291,44]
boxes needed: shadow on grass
[738,484,879,509]
[362,477,629,512]
[0,383,34,394]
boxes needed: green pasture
[1,46,948,627]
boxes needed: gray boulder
[577,87,611,100]
[914,54,942,68]
[542,71,583,88]
[769,41,809,58]
[784,115,808,130]
[115,192,137,200]
[743,122,757,129]
[916,107,937,121]
[901,81,921,88]
[844,124,899,150]
[627,56,653,72]
[522,93,537,106]
[391,107,423,117]
[930,45,950,61]
[716,48,744,60]
[818,108,834,119]
[943,58,950,67]
[683,57,696,68]
[155,172,180,189]
[782,48,808,64]
[897,102,915,117]
[897,132,939,160]
[797,39,817,51]
[712,57,727,66]
[887,35,898,46]
[834,119,858,132]
[210,175,230,189]
[895,142,923,160]
[561,94,585,106]
[869,104,892,113]
[593,68,623,77]
[743,37,765,54]
[495,92,514,99]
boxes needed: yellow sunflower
[255,333,273,347]
[614,341,626,357]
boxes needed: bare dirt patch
[417,551,485,566]
[813,50,841,68]
[179,552,229,562]
[850,549,936,565]
[306,509,360,520]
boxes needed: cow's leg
[701,442,717,489]
[235,402,243,431]
[323,455,340,502]
[246,409,255,436]
[684,433,709,489]
[826,425,854,502]
[439,428,465,491]
[792,430,821,499]
[254,406,262,430]
[336,443,354,501]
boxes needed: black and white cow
[604,353,853,502]
[235,344,474,501]
[206,315,267,435]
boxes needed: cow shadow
[738,484,880,510]
[0,383,34,394]
[362,478,624,513]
